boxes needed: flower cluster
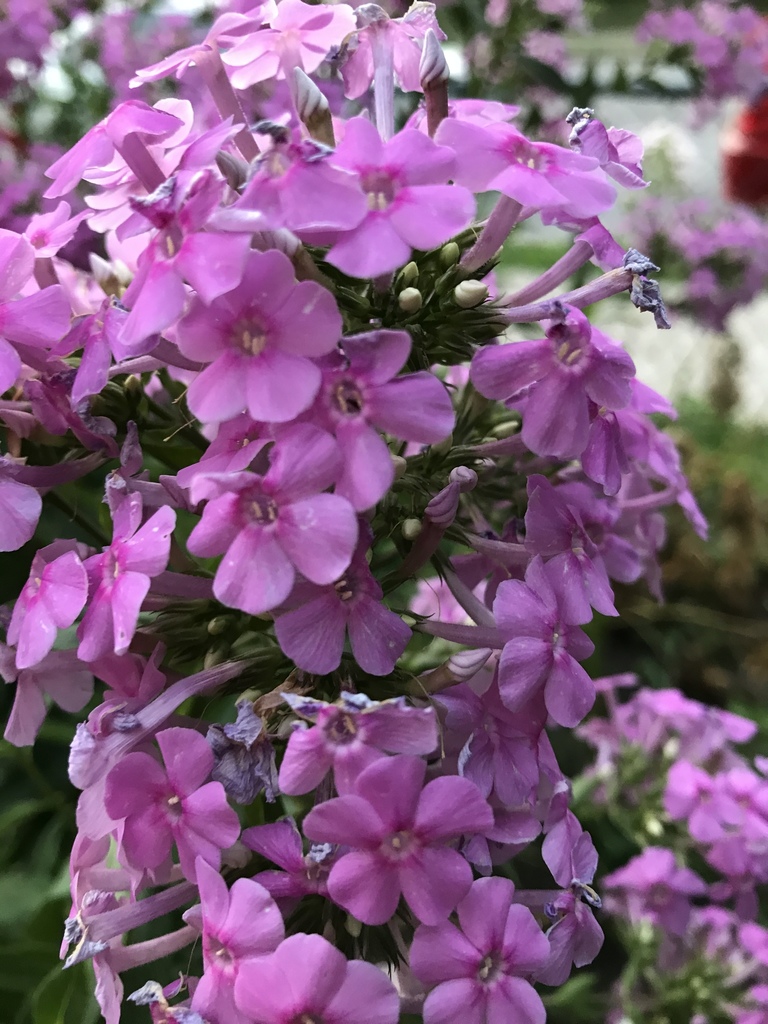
[579,677,768,1021]
[0,2,704,1022]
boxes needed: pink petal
[389,185,474,251]
[275,593,348,675]
[544,653,595,728]
[488,977,545,1024]
[341,329,411,385]
[272,280,342,357]
[336,423,394,511]
[241,819,305,872]
[400,847,474,924]
[121,504,175,575]
[157,726,214,795]
[2,286,71,347]
[176,232,250,304]
[278,726,333,795]
[187,492,242,558]
[303,795,385,847]
[347,598,411,676]
[0,337,22,394]
[355,755,426,831]
[268,424,341,500]
[234,948,294,1024]
[13,602,57,670]
[42,551,88,628]
[197,856,232,936]
[414,776,494,842]
[278,494,358,585]
[423,979,486,1024]
[214,527,295,615]
[0,478,42,552]
[111,571,150,654]
[4,675,46,746]
[326,214,411,279]
[327,851,400,925]
[324,960,400,1024]
[368,373,455,444]
[187,352,249,424]
[457,876,515,952]
[0,230,35,299]
[410,922,480,985]
[122,804,173,869]
[121,260,187,349]
[498,638,551,710]
[105,752,169,818]
[501,904,551,974]
[245,349,321,423]
[224,876,285,957]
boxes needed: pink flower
[437,118,616,217]
[303,754,493,925]
[7,541,88,669]
[177,250,342,424]
[342,3,444,97]
[187,424,358,615]
[274,536,412,675]
[325,118,475,278]
[471,304,635,460]
[604,847,706,937]
[1,646,93,747]
[0,471,42,553]
[243,818,336,906]
[77,494,176,662]
[312,328,455,510]
[410,877,550,1024]
[223,0,356,88]
[103,726,241,881]
[494,556,596,729]
[234,933,400,1024]
[23,200,90,257]
[278,692,438,795]
[191,858,285,1024]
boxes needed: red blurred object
[722,93,768,207]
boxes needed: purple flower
[177,249,342,424]
[0,469,43,553]
[274,537,412,675]
[524,474,617,619]
[312,328,455,510]
[303,754,493,925]
[7,540,88,669]
[103,726,241,882]
[325,117,475,278]
[471,304,635,460]
[436,680,545,808]
[535,889,604,987]
[187,424,358,615]
[23,200,90,257]
[119,170,252,348]
[567,109,648,190]
[243,818,336,906]
[494,557,596,728]
[223,0,357,87]
[234,933,400,1024]
[436,118,616,217]
[191,858,285,1024]
[278,692,438,795]
[342,3,444,97]
[603,847,706,937]
[410,876,550,1024]
[77,494,176,662]
[1,646,93,747]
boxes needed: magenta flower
[275,538,411,675]
[119,170,252,348]
[191,858,285,1024]
[223,0,357,87]
[8,541,88,669]
[77,494,176,662]
[303,754,493,925]
[437,681,545,809]
[410,877,550,1024]
[524,474,617,620]
[0,469,43,553]
[325,118,475,278]
[437,117,616,216]
[0,229,71,395]
[494,556,596,728]
[23,200,90,257]
[535,889,604,987]
[1,646,93,747]
[187,424,358,615]
[567,108,648,190]
[278,692,438,795]
[225,137,369,236]
[603,847,706,937]
[235,933,399,1024]
[243,818,337,906]
[103,726,241,881]
[312,329,455,510]
[176,249,342,424]
[471,304,635,459]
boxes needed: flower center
[362,171,397,212]
[477,951,504,985]
[166,794,183,819]
[334,576,355,601]
[324,710,358,745]
[382,830,415,860]
[248,495,279,526]
[332,378,364,416]
[293,1015,323,1024]
[235,319,269,357]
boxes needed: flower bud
[294,67,335,147]
[398,261,419,287]
[440,241,460,268]
[490,420,521,438]
[391,454,407,479]
[398,287,422,313]
[454,280,489,308]
[402,518,422,540]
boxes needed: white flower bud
[398,287,422,312]
[454,280,489,308]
